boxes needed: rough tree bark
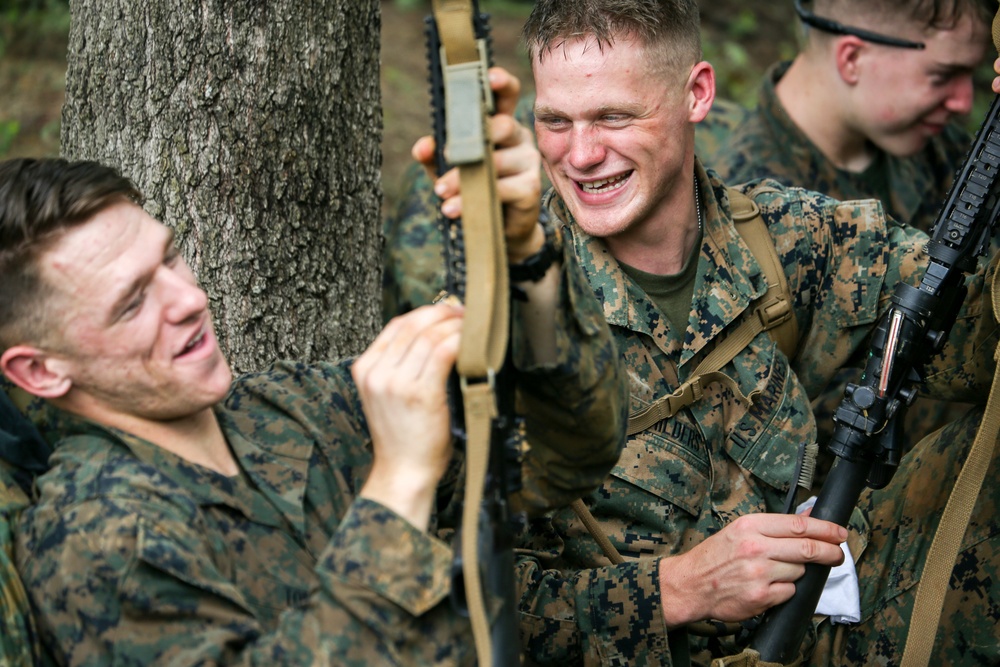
[60,0,383,373]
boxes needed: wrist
[509,209,562,283]
[658,555,701,629]
[359,463,439,532]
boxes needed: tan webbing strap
[899,270,1000,667]
[627,188,798,436]
[571,499,625,565]
[431,2,509,664]
[729,189,799,361]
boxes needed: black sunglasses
[794,0,926,50]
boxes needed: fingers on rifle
[354,305,463,386]
[488,67,521,116]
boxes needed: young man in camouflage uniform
[712,0,996,447]
[382,74,748,324]
[0,154,627,662]
[435,0,1000,664]
[716,0,993,233]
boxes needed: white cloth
[796,496,861,624]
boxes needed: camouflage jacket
[713,61,971,234]
[514,163,999,666]
[0,391,54,667]
[15,245,628,666]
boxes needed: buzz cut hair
[521,0,702,79]
[811,0,997,33]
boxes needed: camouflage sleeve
[514,524,674,665]
[508,228,629,516]
[748,185,998,403]
[20,494,471,666]
[1,464,47,667]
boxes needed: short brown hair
[812,0,996,33]
[522,0,702,79]
[0,158,143,350]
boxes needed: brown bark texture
[61,0,383,373]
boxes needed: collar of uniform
[758,61,825,182]
[43,408,277,520]
[543,163,766,367]
[684,165,767,367]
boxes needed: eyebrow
[534,103,646,118]
[108,228,176,324]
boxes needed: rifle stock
[750,91,1000,663]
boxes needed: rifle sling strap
[432,2,508,665]
[627,188,798,436]
[900,267,1000,667]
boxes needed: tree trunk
[61,0,383,373]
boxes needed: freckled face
[851,12,987,156]
[533,37,695,240]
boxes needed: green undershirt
[618,233,702,338]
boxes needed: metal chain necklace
[694,176,703,234]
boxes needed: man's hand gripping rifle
[748,49,1000,667]
[425,1,522,665]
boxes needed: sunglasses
[794,0,926,50]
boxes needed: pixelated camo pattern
[711,60,981,450]
[514,162,1000,666]
[14,241,626,665]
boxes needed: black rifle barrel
[751,91,1000,663]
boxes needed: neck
[777,56,875,172]
[604,204,700,276]
[605,178,701,275]
[58,399,238,476]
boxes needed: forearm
[510,235,628,515]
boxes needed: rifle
[425,2,523,665]
[746,67,1000,666]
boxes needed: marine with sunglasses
[713,0,996,450]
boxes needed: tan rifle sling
[899,266,1000,667]
[431,2,508,665]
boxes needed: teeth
[581,173,629,194]
[185,330,204,352]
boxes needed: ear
[1,346,73,399]
[688,61,716,123]
[833,35,866,85]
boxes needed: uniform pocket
[611,424,709,518]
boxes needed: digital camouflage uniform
[513,162,1000,666]
[1,389,54,667]
[14,241,629,666]
[711,60,977,448]
[382,96,747,323]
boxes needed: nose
[567,124,607,172]
[944,73,974,116]
[160,267,208,324]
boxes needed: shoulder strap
[899,268,1000,667]
[729,188,799,361]
[626,188,799,435]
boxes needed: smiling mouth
[178,327,207,358]
[579,171,632,194]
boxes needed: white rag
[796,496,861,624]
